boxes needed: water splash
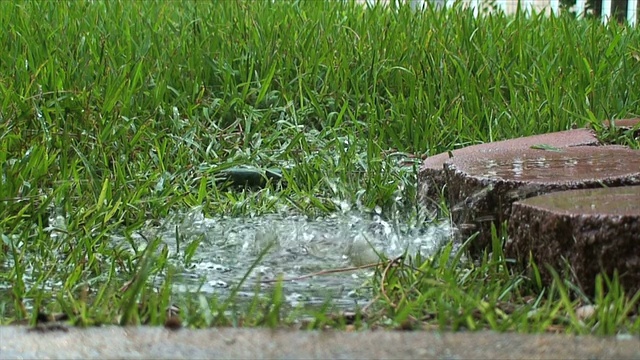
[152,208,455,308]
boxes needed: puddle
[137,208,455,309]
[519,186,640,215]
[0,207,455,314]
[466,148,639,182]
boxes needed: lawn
[0,0,638,333]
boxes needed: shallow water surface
[145,209,455,309]
[0,209,455,315]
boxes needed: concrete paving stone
[507,186,640,295]
[601,118,640,128]
[418,128,600,209]
[1,326,639,359]
[443,146,640,253]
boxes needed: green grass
[0,0,638,334]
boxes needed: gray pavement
[1,326,639,359]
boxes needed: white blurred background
[354,0,639,25]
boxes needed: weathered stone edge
[1,326,639,360]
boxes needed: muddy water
[143,208,455,309]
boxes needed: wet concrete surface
[445,145,640,184]
[443,146,640,253]
[1,326,639,359]
[417,124,640,290]
[420,129,600,172]
[507,186,640,295]
[418,128,600,210]
[511,185,640,216]
[601,118,640,134]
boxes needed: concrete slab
[602,118,640,130]
[507,186,640,295]
[1,326,639,359]
[420,129,600,172]
[417,129,600,209]
[444,146,640,253]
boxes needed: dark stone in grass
[443,146,640,254]
[506,186,640,296]
[418,129,600,211]
[218,166,283,189]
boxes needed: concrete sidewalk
[1,326,638,359]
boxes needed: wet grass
[0,0,639,334]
